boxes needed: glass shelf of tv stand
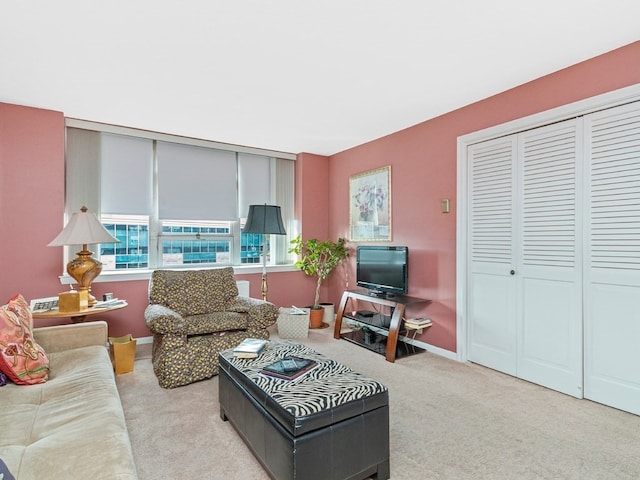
[341,320,426,359]
[333,289,431,362]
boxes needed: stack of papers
[289,306,308,315]
[94,298,127,308]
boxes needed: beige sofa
[0,321,138,480]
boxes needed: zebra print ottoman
[218,341,390,480]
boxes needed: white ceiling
[1,1,639,156]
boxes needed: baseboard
[399,334,458,361]
[136,335,153,345]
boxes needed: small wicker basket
[276,307,310,339]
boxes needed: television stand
[366,289,390,298]
[333,289,431,362]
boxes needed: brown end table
[32,301,128,323]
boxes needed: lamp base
[261,272,268,301]
[67,246,103,307]
[79,287,97,307]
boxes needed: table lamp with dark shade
[48,206,119,306]
[243,204,287,301]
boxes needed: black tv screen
[356,246,408,296]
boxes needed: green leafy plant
[289,235,349,308]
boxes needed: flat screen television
[356,246,408,297]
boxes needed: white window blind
[275,157,295,264]
[238,153,271,218]
[65,128,101,218]
[101,133,153,215]
[157,141,237,221]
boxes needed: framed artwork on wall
[349,166,391,241]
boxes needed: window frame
[61,119,298,283]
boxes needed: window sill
[57,264,299,284]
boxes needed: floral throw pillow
[0,294,49,385]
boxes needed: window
[64,121,296,272]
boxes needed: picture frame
[349,166,391,241]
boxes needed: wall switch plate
[441,198,450,213]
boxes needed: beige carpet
[116,327,640,479]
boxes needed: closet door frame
[457,84,640,362]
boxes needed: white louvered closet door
[467,136,518,375]
[584,101,640,415]
[516,121,583,398]
[468,120,582,397]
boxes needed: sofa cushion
[0,294,49,385]
[149,268,239,317]
[0,345,138,479]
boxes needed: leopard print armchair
[144,267,278,388]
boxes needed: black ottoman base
[219,368,390,480]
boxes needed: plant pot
[319,302,334,324]
[308,307,325,329]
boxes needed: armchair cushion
[148,267,238,317]
[184,312,250,335]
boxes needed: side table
[32,301,128,323]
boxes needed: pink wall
[0,103,66,310]
[292,152,337,303]
[326,40,640,353]
[2,41,638,346]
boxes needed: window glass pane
[101,215,149,270]
[160,220,232,266]
[161,239,231,265]
[161,219,231,234]
[241,232,264,264]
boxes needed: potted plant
[289,235,349,328]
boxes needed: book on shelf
[259,356,318,380]
[232,338,268,358]
[404,318,432,328]
[404,319,431,327]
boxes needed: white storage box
[277,307,310,339]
